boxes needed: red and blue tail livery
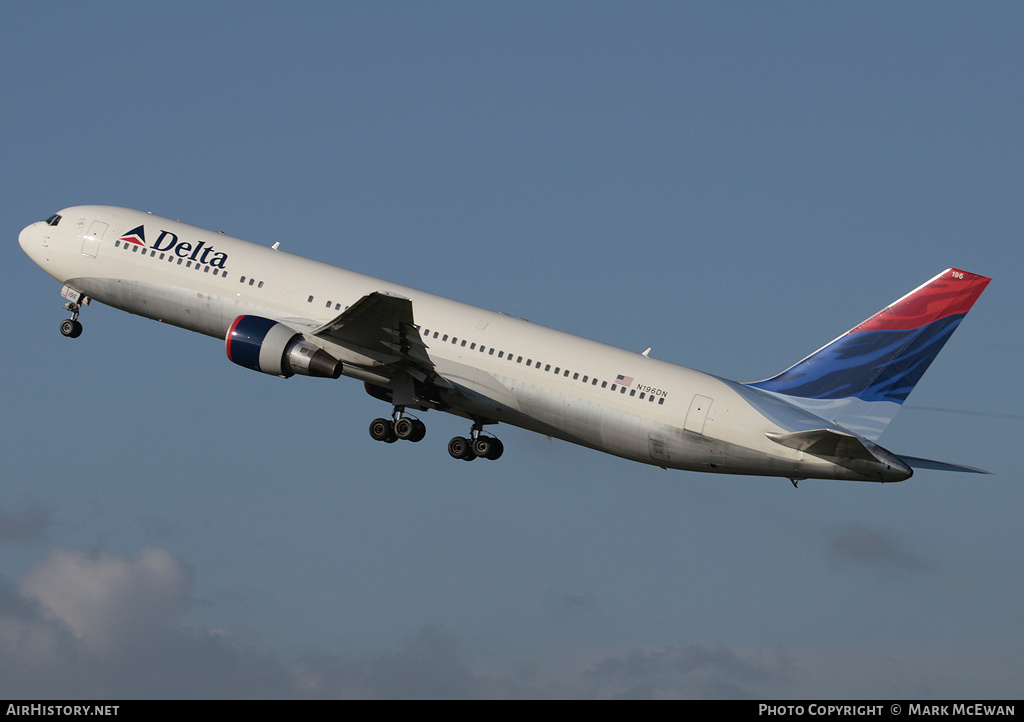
[747,269,990,440]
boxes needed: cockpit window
[45,214,62,226]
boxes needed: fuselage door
[684,395,713,435]
[82,221,107,257]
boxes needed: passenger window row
[419,326,667,405]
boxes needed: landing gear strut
[448,420,503,462]
[369,407,426,444]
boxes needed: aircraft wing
[313,291,421,358]
[309,291,450,392]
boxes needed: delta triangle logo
[119,225,147,246]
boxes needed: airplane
[19,206,991,485]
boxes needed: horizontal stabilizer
[767,428,914,481]
[766,429,878,461]
[897,455,992,475]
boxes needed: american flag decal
[118,224,146,246]
[615,374,633,387]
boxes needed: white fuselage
[19,206,909,482]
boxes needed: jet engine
[226,315,343,379]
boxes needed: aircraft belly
[470,376,682,467]
[465,376,615,452]
[68,277,236,338]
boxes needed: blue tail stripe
[748,314,964,403]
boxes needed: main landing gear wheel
[60,318,83,338]
[369,411,426,445]
[447,436,476,461]
[448,420,504,461]
[472,436,504,460]
[394,417,426,442]
[369,417,398,443]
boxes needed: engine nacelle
[226,315,343,379]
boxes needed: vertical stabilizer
[746,268,990,440]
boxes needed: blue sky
[2,1,1022,698]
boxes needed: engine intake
[226,315,343,379]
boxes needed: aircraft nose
[19,222,36,252]
[19,222,46,264]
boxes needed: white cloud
[1,544,1020,698]
[22,547,193,655]
[0,574,79,669]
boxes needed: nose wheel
[60,302,83,338]
[60,318,83,338]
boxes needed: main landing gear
[369,414,427,444]
[60,302,83,338]
[369,408,427,444]
[447,421,504,462]
[368,409,505,461]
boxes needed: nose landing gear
[58,287,87,338]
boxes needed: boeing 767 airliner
[20,206,991,484]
